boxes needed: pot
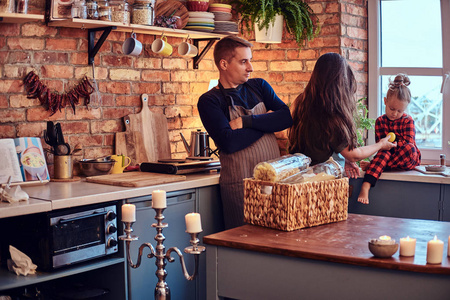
[180,129,213,157]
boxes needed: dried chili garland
[23,71,94,116]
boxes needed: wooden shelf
[48,18,227,39]
[0,12,44,23]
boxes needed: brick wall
[0,0,368,171]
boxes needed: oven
[0,202,119,270]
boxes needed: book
[0,137,50,185]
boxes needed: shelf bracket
[88,26,116,65]
[193,38,220,69]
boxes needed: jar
[86,0,99,19]
[16,0,28,13]
[253,153,312,182]
[440,154,446,166]
[98,0,111,21]
[110,0,130,25]
[131,0,153,25]
[72,0,87,19]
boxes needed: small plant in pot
[230,0,320,47]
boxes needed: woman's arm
[340,135,396,162]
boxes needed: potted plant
[230,0,320,47]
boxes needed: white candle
[185,212,202,233]
[375,235,395,245]
[399,236,416,257]
[427,235,444,264]
[152,190,167,208]
[379,235,391,241]
[122,204,136,222]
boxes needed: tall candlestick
[399,236,416,257]
[152,190,167,208]
[122,204,136,222]
[185,213,202,233]
[427,235,444,264]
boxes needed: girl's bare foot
[357,182,370,204]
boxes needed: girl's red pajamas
[364,114,421,187]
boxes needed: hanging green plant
[231,0,321,48]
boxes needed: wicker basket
[244,177,349,231]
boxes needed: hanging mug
[178,38,198,58]
[151,35,173,56]
[122,32,143,56]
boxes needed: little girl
[358,74,421,204]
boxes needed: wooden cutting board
[115,116,149,165]
[86,171,186,187]
[156,0,189,29]
[127,94,171,162]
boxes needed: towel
[7,245,37,276]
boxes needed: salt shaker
[440,154,446,166]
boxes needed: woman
[288,53,395,178]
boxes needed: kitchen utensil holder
[119,207,205,300]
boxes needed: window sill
[357,169,450,185]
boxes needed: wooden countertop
[204,214,450,275]
[0,172,220,218]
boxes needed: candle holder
[368,238,398,258]
[119,208,205,300]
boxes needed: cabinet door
[348,178,440,220]
[442,184,450,221]
[126,190,196,300]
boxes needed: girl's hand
[344,160,360,179]
[379,135,397,151]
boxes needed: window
[368,0,450,162]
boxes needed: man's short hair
[213,35,253,68]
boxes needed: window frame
[368,0,450,163]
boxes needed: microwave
[0,202,119,270]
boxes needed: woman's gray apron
[218,82,280,229]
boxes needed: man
[197,36,293,229]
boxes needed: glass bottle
[86,0,99,20]
[98,0,112,21]
[131,0,153,25]
[72,0,87,19]
[110,0,130,25]
[16,0,28,13]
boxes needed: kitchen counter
[0,172,220,218]
[204,214,450,300]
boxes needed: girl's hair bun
[387,73,411,102]
[389,73,410,90]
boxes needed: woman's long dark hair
[289,53,358,155]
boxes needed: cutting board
[127,94,171,162]
[115,116,149,165]
[415,166,450,177]
[156,0,189,29]
[86,171,186,187]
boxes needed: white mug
[151,36,173,56]
[178,41,198,58]
[122,32,143,56]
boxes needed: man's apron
[218,83,280,229]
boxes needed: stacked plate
[212,11,232,21]
[185,11,215,32]
[208,3,232,13]
[213,20,238,34]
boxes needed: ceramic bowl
[368,242,399,258]
[187,1,209,12]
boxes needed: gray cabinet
[348,178,441,220]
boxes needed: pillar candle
[427,235,444,264]
[152,190,167,208]
[122,204,136,222]
[185,212,202,233]
[399,236,416,257]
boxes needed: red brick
[149,94,176,106]
[308,36,340,48]
[163,82,189,94]
[9,94,39,108]
[91,119,122,134]
[320,24,340,36]
[348,49,367,62]
[6,51,31,64]
[142,70,171,82]
[17,122,46,137]
[0,109,25,123]
[253,50,285,61]
[135,58,162,69]
[287,49,318,60]
[22,23,57,37]
[84,147,114,160]
[318,13,340,26]
[341,13,366,27]
[99,82,131,94]
[341,37,366,50]
[0,125,16,138]
[40,65,74,79]
[115,95,140,107]
[176,94,193,106]
[102,107,134,119]
[284,72,312,82]
[8,38,44,50]
[0,80,23,93]
[59,27,86,38]
[162,58,189,70]
[71,52,89,65]
[34,52,69,64]
[310,3,324,14]
[347,26,368,39]
[67,107,102,120]
[325,2,340,13]
[0,24,20,36]
[131,82,161,95]
[165,106,192,118]
[0,37,5,49]
[102,55,133,67]
[344,3,367,17]
[26,107,64,121]
[46,38,78,51]
[68,133,102,146]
